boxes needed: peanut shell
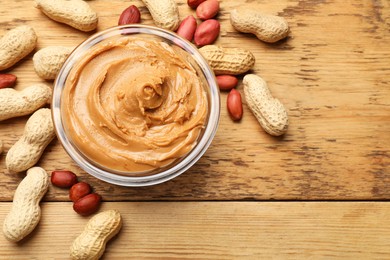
[6,108,56,173]
[70,210,122,260]
[3,167,49,242]
[199,45,255,75]
[0,84,52,121]
[35,0,98,32]
[141,0,180,31]
[33,46,73,80]
[0,25,37,71]
[230,8,289,43]
[243,74,288,136]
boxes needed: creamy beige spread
[62,37,208,174]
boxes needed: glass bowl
[52,25,220,187]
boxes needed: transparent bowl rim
[51,24,220,187]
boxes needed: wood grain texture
[0,0,389,201]
[1,202,390,259]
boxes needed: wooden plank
[0,201,390,259]
[0,0,390,201]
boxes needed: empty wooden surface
[0,0,389,259]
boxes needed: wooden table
[1,0,389,258]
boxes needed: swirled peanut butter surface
[62,37,208,174]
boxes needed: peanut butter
[62,37,208,174]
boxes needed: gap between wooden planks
[1,201,390,259]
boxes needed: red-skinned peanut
[51,170,78,188]
[194,19,220,46]
[216,75,238,91]
[176,15,197,41]
[0,74,17,89]
[118,5,141,25]
[196,0,219,20]
[69,182,92,202]
[227,89,243,121]
[73,193,102,216]
[187,0,206,9]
